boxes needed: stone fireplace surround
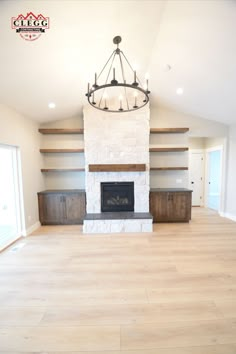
[83,105,152,233]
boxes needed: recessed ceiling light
[176,88,184,95]
[48,102,56,109]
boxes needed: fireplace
[101,182,134,212]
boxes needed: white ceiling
[0,0,236,124]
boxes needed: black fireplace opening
[101,182,134,212]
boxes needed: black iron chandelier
[86,36,150,113]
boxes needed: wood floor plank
[0,288,148,307]
[214,300,236,319]
[0,326,120,352]
[147,286,236,303]
[40,301,221,326]
[120,319,236,350]
[1,345,236,354]
[0,307,45,326]
[2,344,236,353]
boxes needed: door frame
[189,149,205,207]
[204,144,226,213]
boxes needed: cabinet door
[150,192,168,222]
[38,194,64,225]
[168,192,192,221]
[64,192,86,224]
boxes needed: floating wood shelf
[150,128,189,133]
[38,128,84,134]
[89,164,146,172]
[40,148,84,153]
[149,147,189,152]
[41,168,85,172]
[150,167,188,171]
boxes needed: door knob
[191,181,194,184]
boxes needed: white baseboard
[22,221,41,236]
[219,212,236,222]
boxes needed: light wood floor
[1,208,236,353]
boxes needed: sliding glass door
[0,144,22,250]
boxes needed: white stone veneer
[83,219,153,234]
[83,105,151,233]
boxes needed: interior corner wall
[204,137,226,149]
[0,104,45,234]
[225,124,236,220]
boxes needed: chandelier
[86,36,150,113]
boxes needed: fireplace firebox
[101,182,134,212]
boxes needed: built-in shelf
[40,148,84,153]
[41,168,85,172]
[150,167,188,171]
[150,128,189,134]
[39,128,84,134]
[149,147,189,152]
[89,164,146,172]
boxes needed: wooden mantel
[89,164,146,172]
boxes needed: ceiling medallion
[86,36,150,113]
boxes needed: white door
[0,144,22,250]
[189,152,204,206]
[206,148,222,211]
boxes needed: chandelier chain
[98,51,116,108]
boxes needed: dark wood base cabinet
[150,189,192,222]
[38,190,86,225]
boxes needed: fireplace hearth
[101,182,134,212]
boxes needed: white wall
[40,116,85,190]
[151,106,228,137]
[189,138,205,149]
[0,104,44,234]
[225,124,236,220]
[40,116,83,129]
[205,137,225,149]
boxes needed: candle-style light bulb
[103,93,108,110]
[111,67,118,85]
[132,69,138,86]
[133,91,138,109]
[119,94,123,111]
[92,92,96,105]
[93,73,98,89]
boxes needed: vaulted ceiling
[0,0,236,124]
